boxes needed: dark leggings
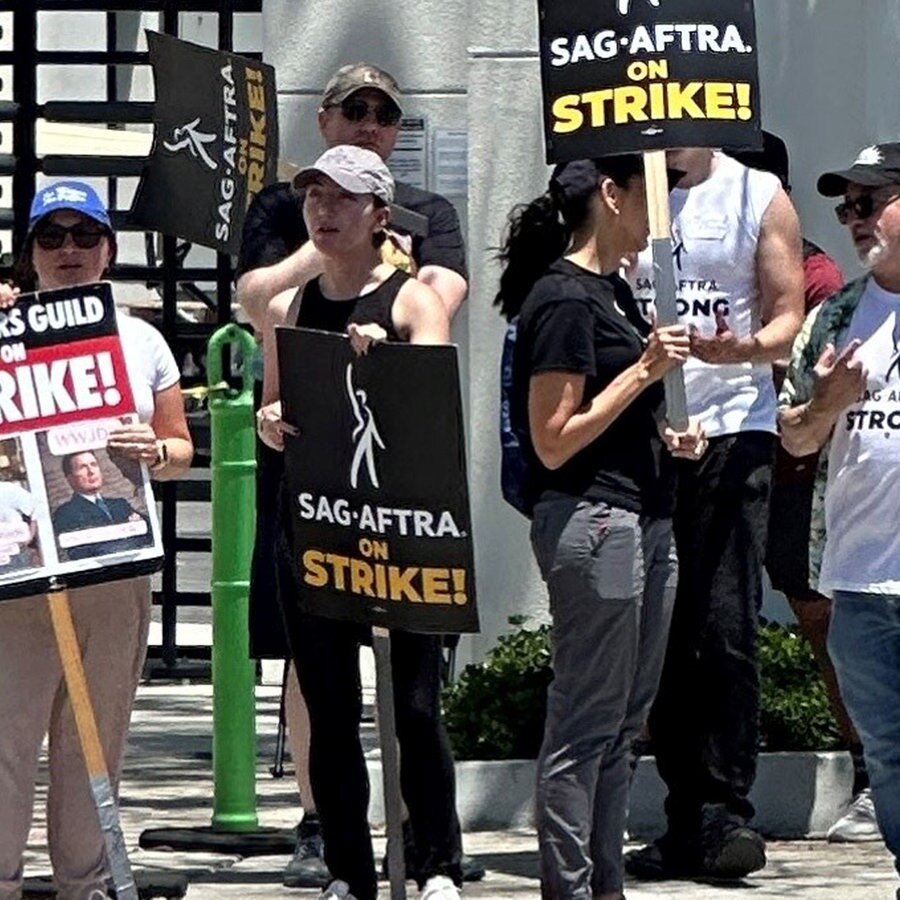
[279,600,462,900]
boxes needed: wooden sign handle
[642,150,690,431]
[47,590,139,900]
[47,590,108,776]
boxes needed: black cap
[726,131,790,190]
[817,143,900,196]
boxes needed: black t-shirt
[236,180,467,279]
[512,259,674,517]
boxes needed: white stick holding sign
[373,625,407,900]
[643,150,689,431]
[46,589,138,900]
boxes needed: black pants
[280,601,463,900]
[648,431,774,835]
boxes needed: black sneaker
[284,813,332,889]
[702,826,766,879]
[700,808,766,880]
[623,833,703,880]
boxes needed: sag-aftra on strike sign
[538,0,762,161]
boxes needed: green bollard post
[207,323,259,832]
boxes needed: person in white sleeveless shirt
[779,141,900,896]
[626,148,804,880]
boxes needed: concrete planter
[367,751,855,838]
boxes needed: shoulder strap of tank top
[287,280,311,327]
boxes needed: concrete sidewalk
[20,683,900,900]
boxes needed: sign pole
[372,625,407,900]
[643,149,689,431]
[46,589,139,900]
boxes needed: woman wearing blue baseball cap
[0,180,193,900]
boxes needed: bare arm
[417,265,467,321]
[260,287,301,406]
[529,327,689,470]
[147,383,194,480]
[754,187,805,360]
[236,242,324,333]
[393,279,451,345]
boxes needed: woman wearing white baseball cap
[256,145,462,900]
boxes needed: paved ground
[19,684,900,900]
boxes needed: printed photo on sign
[0,437,42,574]
[538,0,762,161]
[38,418,152,563]
[278,328,478,635]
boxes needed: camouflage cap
[321,62,402,111]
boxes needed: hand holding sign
[105,421,160,465]
[0,283,19,309]
[660,417,707,460]
[348,322,389,357]
[255,400,298,451]
[640,323,690,382]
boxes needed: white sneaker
[318,880,357,900]
[826,788,882,842]
[420,874,461,899]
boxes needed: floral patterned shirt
[778,276,868,591]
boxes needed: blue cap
[28,181,112,233]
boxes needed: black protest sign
[0,283,163,602]
[278,329,478,634]
[130,31,278,254]
[538,0,761,162]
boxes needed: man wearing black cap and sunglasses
[234,62,475,894]
[779,141,900,900]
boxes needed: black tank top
[294,269,408,341]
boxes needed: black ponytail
[493,153,643,322]
[493,192,574,322]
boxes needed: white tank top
[630,153,780,437]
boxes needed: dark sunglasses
[339,97,402,128]
[834,192,900,225]
[34,222,109,250]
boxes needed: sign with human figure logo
[0,283,163,602]
[130,31,279,253]
[538,0,761,161]
[277,328,479,634]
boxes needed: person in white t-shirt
[0,181,193,900]
[626,148,805,880]
[0,478,37,570]
[779,141,900,893]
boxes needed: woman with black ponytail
[497,155,706,900]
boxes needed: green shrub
[443,618,841,760]
[758,619,841,751]
[442,617,552,760]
